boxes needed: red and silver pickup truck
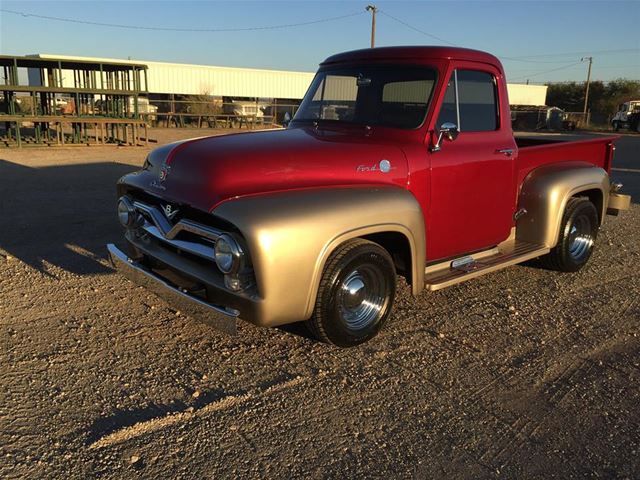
[108,46,631,347]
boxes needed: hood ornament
[159,164,171,182]
[151,162,170,190]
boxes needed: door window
[436,69,498,132]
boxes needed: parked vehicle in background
[109,46,631,348]
[612,100,640,131]
[546,107,577,131]
[222,99,270,123]
[510,106,576,131]
[128,96,158,123]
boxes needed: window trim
[437,68,500,133]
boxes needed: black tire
[612,121,620,132]
[540,197,599,272]
[306,239,396,347]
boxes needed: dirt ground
[1,129,639,479]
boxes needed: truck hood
[138,127,409,212]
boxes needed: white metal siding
[507,84,548,107]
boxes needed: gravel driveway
[1,130,638,479]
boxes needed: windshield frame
[291,64,439,131]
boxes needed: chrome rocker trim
[107,243,238,335]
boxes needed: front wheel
[306,239,396,347]
[540,197,599,272]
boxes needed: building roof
[1,54,146,71]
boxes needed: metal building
[28,54,548,106]
[29,54,315,99]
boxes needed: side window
[436,69,498,132]
[457,70,497,131]
[436,77,457,126]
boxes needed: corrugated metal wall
[143,61,315,97]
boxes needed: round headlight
[215,234,242,274]
[117,196,136,228]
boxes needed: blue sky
[1,0,638,83]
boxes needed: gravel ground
[1,130,639,479]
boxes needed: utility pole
[366,4,377,48]
[581,56,593,125]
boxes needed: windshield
[293,66,437,130]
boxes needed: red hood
[133,127,409,212]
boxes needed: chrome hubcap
[568,215,593,261]
[338,267,386,330]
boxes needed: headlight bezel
[117,196,138,228]
[214,233,244,274]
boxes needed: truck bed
[515,134,618,185]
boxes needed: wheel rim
[338,266,387,331]
[567,214,594,261]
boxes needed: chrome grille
[132,200,222,261]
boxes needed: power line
[504,48,640,59]
[376,10,638,66]
[0,8,365,32]
[378,10,457,46]
[508,62,585,82]
[500,56,579,65]
[587,64,640,69]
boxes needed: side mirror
[431,122,459,152]
[282,111,291,128]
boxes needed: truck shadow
[0,158,139,276]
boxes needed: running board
[424,241,549,291]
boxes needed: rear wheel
[541,197,599,272]
[612,121,620,131]
[307,239,396,347]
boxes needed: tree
[598,79,640,114]
[546,79,640,116]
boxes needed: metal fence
[142,98,301,129]
[509,109,615,131]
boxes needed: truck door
[427,65,517,261]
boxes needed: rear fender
[516,163,609,248]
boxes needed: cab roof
[321,46,501,68]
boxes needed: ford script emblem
[356,159,393,173]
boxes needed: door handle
[496,148,514,157]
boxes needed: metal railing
[141,98,302,129]
[509,109,614,131]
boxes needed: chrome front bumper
[107,243,239,335]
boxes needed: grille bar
[132,200,223,261]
